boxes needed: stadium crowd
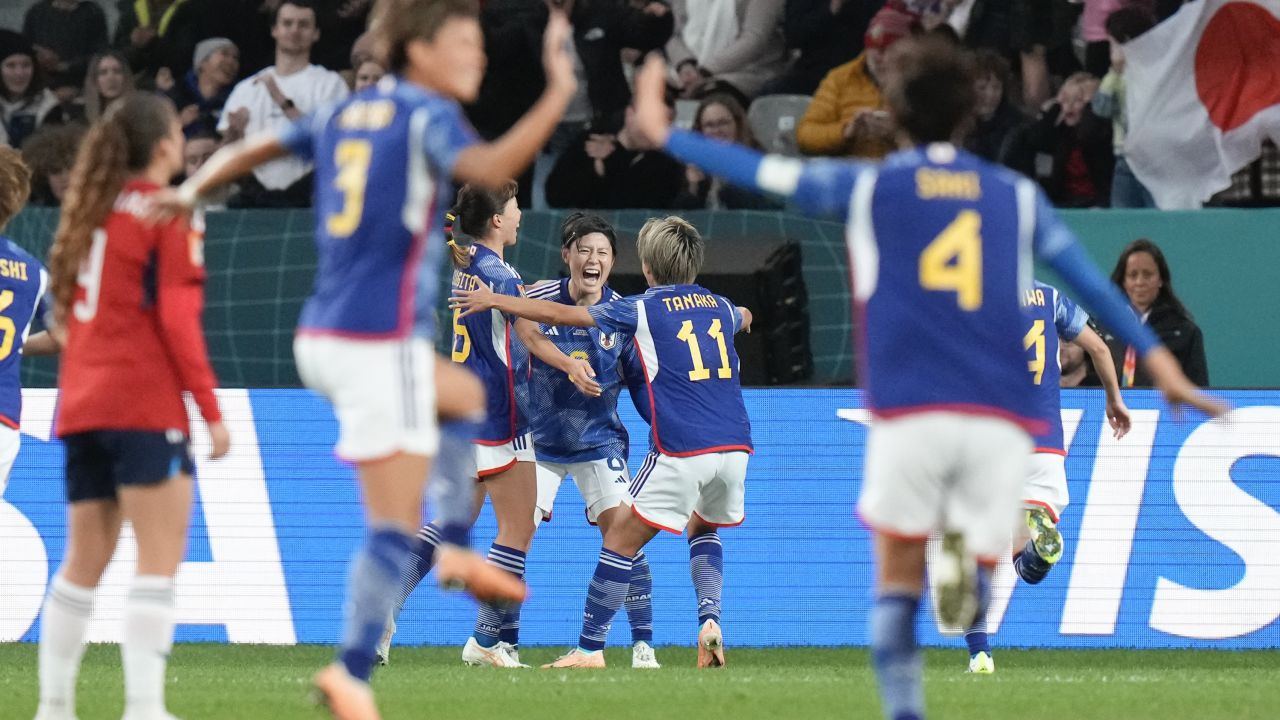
[0,0,1275,212]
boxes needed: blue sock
[578,548,634,652]
[688,532,723,626]
[870,593,925,720]
[430,420,479,548]
[338,526,414,682]
[473,543,524,648]
[965,567,993,656]
[1013,540,1052,584]
[493,545,527,647]
[626,551,654,644]
[391,522,441,616]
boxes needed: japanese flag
[1124,0,1280,208]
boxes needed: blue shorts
[63,430,196,503]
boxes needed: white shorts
[0,425,19,496]
[536,456,632,524]
[1023,452,1069,522]
[629,450,749,534]
[294,335,438,462]
[857,412,1032,562]
[473,432,535,479]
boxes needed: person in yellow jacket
[796,4,916,159]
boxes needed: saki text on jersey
[588,285,751,456]
[277,75,479,339]
[845,145,1043,432]
[1024,281,1089,453]
[451,244,530,444]
[0,238,48,428]
[525,279,644,464]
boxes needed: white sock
[38,574,95,712]
[121,575,176,715]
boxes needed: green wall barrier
[8,208,1273,388]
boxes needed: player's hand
[1105,397,1132,439]
[144,187,196,224]
[449,286,499,318]
[566,358,602,397]
[207,421,231,460]
[634,54,673,148]
[737,306,753,334]
[1144,347,1229,418]
[542,10,577,97]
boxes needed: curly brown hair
[19,122,85,204]
[0,146,32,231]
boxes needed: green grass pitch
[1,644,1277,719]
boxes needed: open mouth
[582,268,601,283]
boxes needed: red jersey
[56,180,221,437]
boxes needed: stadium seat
[747,95,812,156]
[674,99,700,130]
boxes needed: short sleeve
[422,101,480,176]
[1053,290,1089,341]
[588,296,640,336]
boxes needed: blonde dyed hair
[0,146,32,230]
[636,216,703,286]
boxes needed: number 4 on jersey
[919,210,983,311]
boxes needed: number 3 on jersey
[919,210,983,311]
[677,318,732,381]
[327,140,373,237]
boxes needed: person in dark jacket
[573,0,673,129]
[760,0,882,96]
[114,0,215,85]
[22,0,110,82]
[966,48,1027,163]
[1087,238,1209,387]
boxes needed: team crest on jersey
[599,333,617,349]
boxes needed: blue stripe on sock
[870,593,924,720]
[688,532,723,626]
[579,548,634,651]
[339,527,414,681]
[479,543,526,647]
[625,551,654,643]
[1014,541,1052,584]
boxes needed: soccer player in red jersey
[34,93,230,720]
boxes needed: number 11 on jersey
[677,318,733,381]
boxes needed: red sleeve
[155,213,222,424]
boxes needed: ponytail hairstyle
[48,93,176,324]
[448,179,518,269]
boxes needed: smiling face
[1123,251,1163,313]
[1,54,33,98]
[203,46,240,87]
[563,232,615,297]
[494,195,521,247]
[697,102,738,142]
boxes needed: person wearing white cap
[166,37,240,137]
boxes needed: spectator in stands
[795,4,913,159]
[114,0,213,85]
[674,94,782,210]
[1208,141,1280,208]
[83,51,134,122]
[219,0,348,207]
[22,0,110,82]
[1009,0,1084,110]
[167,37,239,137]
[761,0,881,96]
[182,128,233,208]
[19,121,84,207]
[45,69,87,125]
[1002,72,1113,208]
[1090,239,1208,386]
[966,48,1027,163]
[0,32,59,149]
[573,0,674,130]
[545,99,684,209]
[667,0,788,102]
[1093,7,1156,208]
[352,59,384,93]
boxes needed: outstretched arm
[453,284,596,328]
[514,317,602,397]
[1073,326,1130,438]
[178,133,290,207]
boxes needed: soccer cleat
[967,651,995,674]
[1025,508,1064,565]
[436,545,527,607]
[312,663,380,720]
[541,648,606,669]
[934,530,979,628]
[462,637,525,668]
[632,641,661,669]
[375,615,394,667]
[697,619,725,668]
[496,642,530,668]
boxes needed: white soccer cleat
[33,704,78,720]
[697,619,725,668]
[496,642,530,668]
[933,531,978,629]
[462,637,525,668]
[967,651,995,674]
[632,641,661,669]
[375,615,395,667]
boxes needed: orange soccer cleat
[541,648,607,669]
[697,619,726,668]
[435,545,527,607]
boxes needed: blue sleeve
[792,159,863,219]
[619,336,652,424]
[424,101,480,175]
[1053,289,1089,341]
[276,113,318,162]
[1033,190,1158,354]
[588,296,640,336]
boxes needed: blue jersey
[1024,281,1088,453]
[0,238,48,428]
[525,279,644,464]
[451,244,529,444]
[278,76,479,339]
[588,285,752,457]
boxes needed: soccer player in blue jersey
[168,0,578,715]
[964,280,1132,674]
[0,146,59,501]
[526,212,660,669]
[453,215,754,669]
[622,37,1223,719]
